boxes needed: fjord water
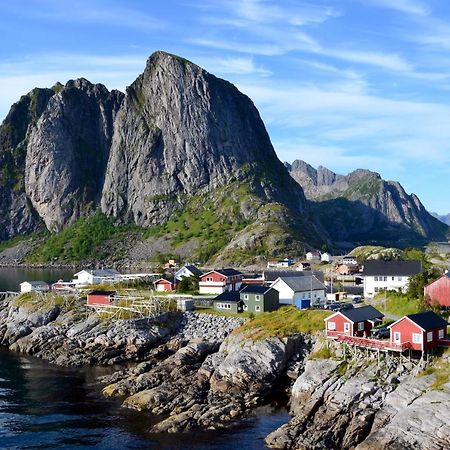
[0,268,289,449]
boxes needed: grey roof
[277,276,325,292]
[264,270,324,282]
[214,291,242,303]
[240,285,274,294]
[361,260,422,277]
[21,281,49,286]
[339,305,384,323]
[214,268,243,277]
[82,269,121,277]
[184,265,203,276]
[405,311,448,330]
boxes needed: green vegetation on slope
[235,306,330,340]
[375,291,420,317]
[26,212,135,262]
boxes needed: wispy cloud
[194,56,272,77]
[363,0,430,16]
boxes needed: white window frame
[344,322,350,334]
[255,295,261,301]
[255,305,261,312]
[412,333,422,344]
[427,331,433,342]
[358,322,364,331]
[393,331,401,343]
[439,329,444,339]
[244,294,249,300]
[243,305,248,311]
[327,321,336,330]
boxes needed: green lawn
[235,306,331,340]
[374,292,419,317]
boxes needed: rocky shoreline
[0,294,449,449]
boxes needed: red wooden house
[199,268,243,294]
[325,305,384,338]
[424,273,450,308]
[153,278,174,292]
[87,290,116,306]
[388,311,448,351]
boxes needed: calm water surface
[0,268,290,449]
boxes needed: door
[344,322,350,335]
[393,331,401,343]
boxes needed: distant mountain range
[431,212,450,226]
[0,51,447,264]
[286,160,448,247]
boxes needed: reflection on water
[0,350,289,449]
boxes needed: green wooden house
[240,285,279,313]
[213,291,244,314]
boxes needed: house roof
[240,285,274,294]
[75,269,121,277]
[361,260,422,277]
[202,268,242,278]
[394,311,448,331]
[265,270,325,282]
[275,275,325,292]
[154,278,173,284]
[343,255,357,259]
[338,305,384,323]
[179,265,202,277]
[213,291,242,303]
[88,290,116,296]
[20,281,49,287]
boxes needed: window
[207,277,213,282]
[375,276,378,281]
[327,321,336,330]
[255,305,261,312]
[412,333,422,344]
[427,331,433,342]
[383,276,387,281]
[255,295,261,301]
[439,329,444,339]
[394,332,401,343]
[344,323,350,333]
[244,294,249,300]
[243,305,248,311]
[375,287,379,293]
[358,322,364,331]
[392,277,395,281]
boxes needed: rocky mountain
[286,160,449,246]
[431,212,450,226]
[0,51,320,263]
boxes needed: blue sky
[1,0,450,214]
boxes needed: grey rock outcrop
[287,160,448,245]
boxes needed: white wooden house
[72,269,122,287]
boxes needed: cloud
[193,56,272,77]
[363,0,430,16]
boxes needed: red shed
[87,290,116,306]
[424,273,450,308]
[325,305,384,337]
[388,311,448,351]
[154,278,174,292]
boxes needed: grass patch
[26,212,136,263]
[309,346,332,360]
[195,307,253,319]
[11,292,81,311]
[419,348,450,390]
[235,306,330,340]
[374,291,419,317]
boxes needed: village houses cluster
[18,251,450,356]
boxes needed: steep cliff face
[101,51,305,226]
[286,160,448,245]
[0,87,56,240]
[25,79,124,232]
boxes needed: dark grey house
[240,285,279,313]
[213,291,244,313]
